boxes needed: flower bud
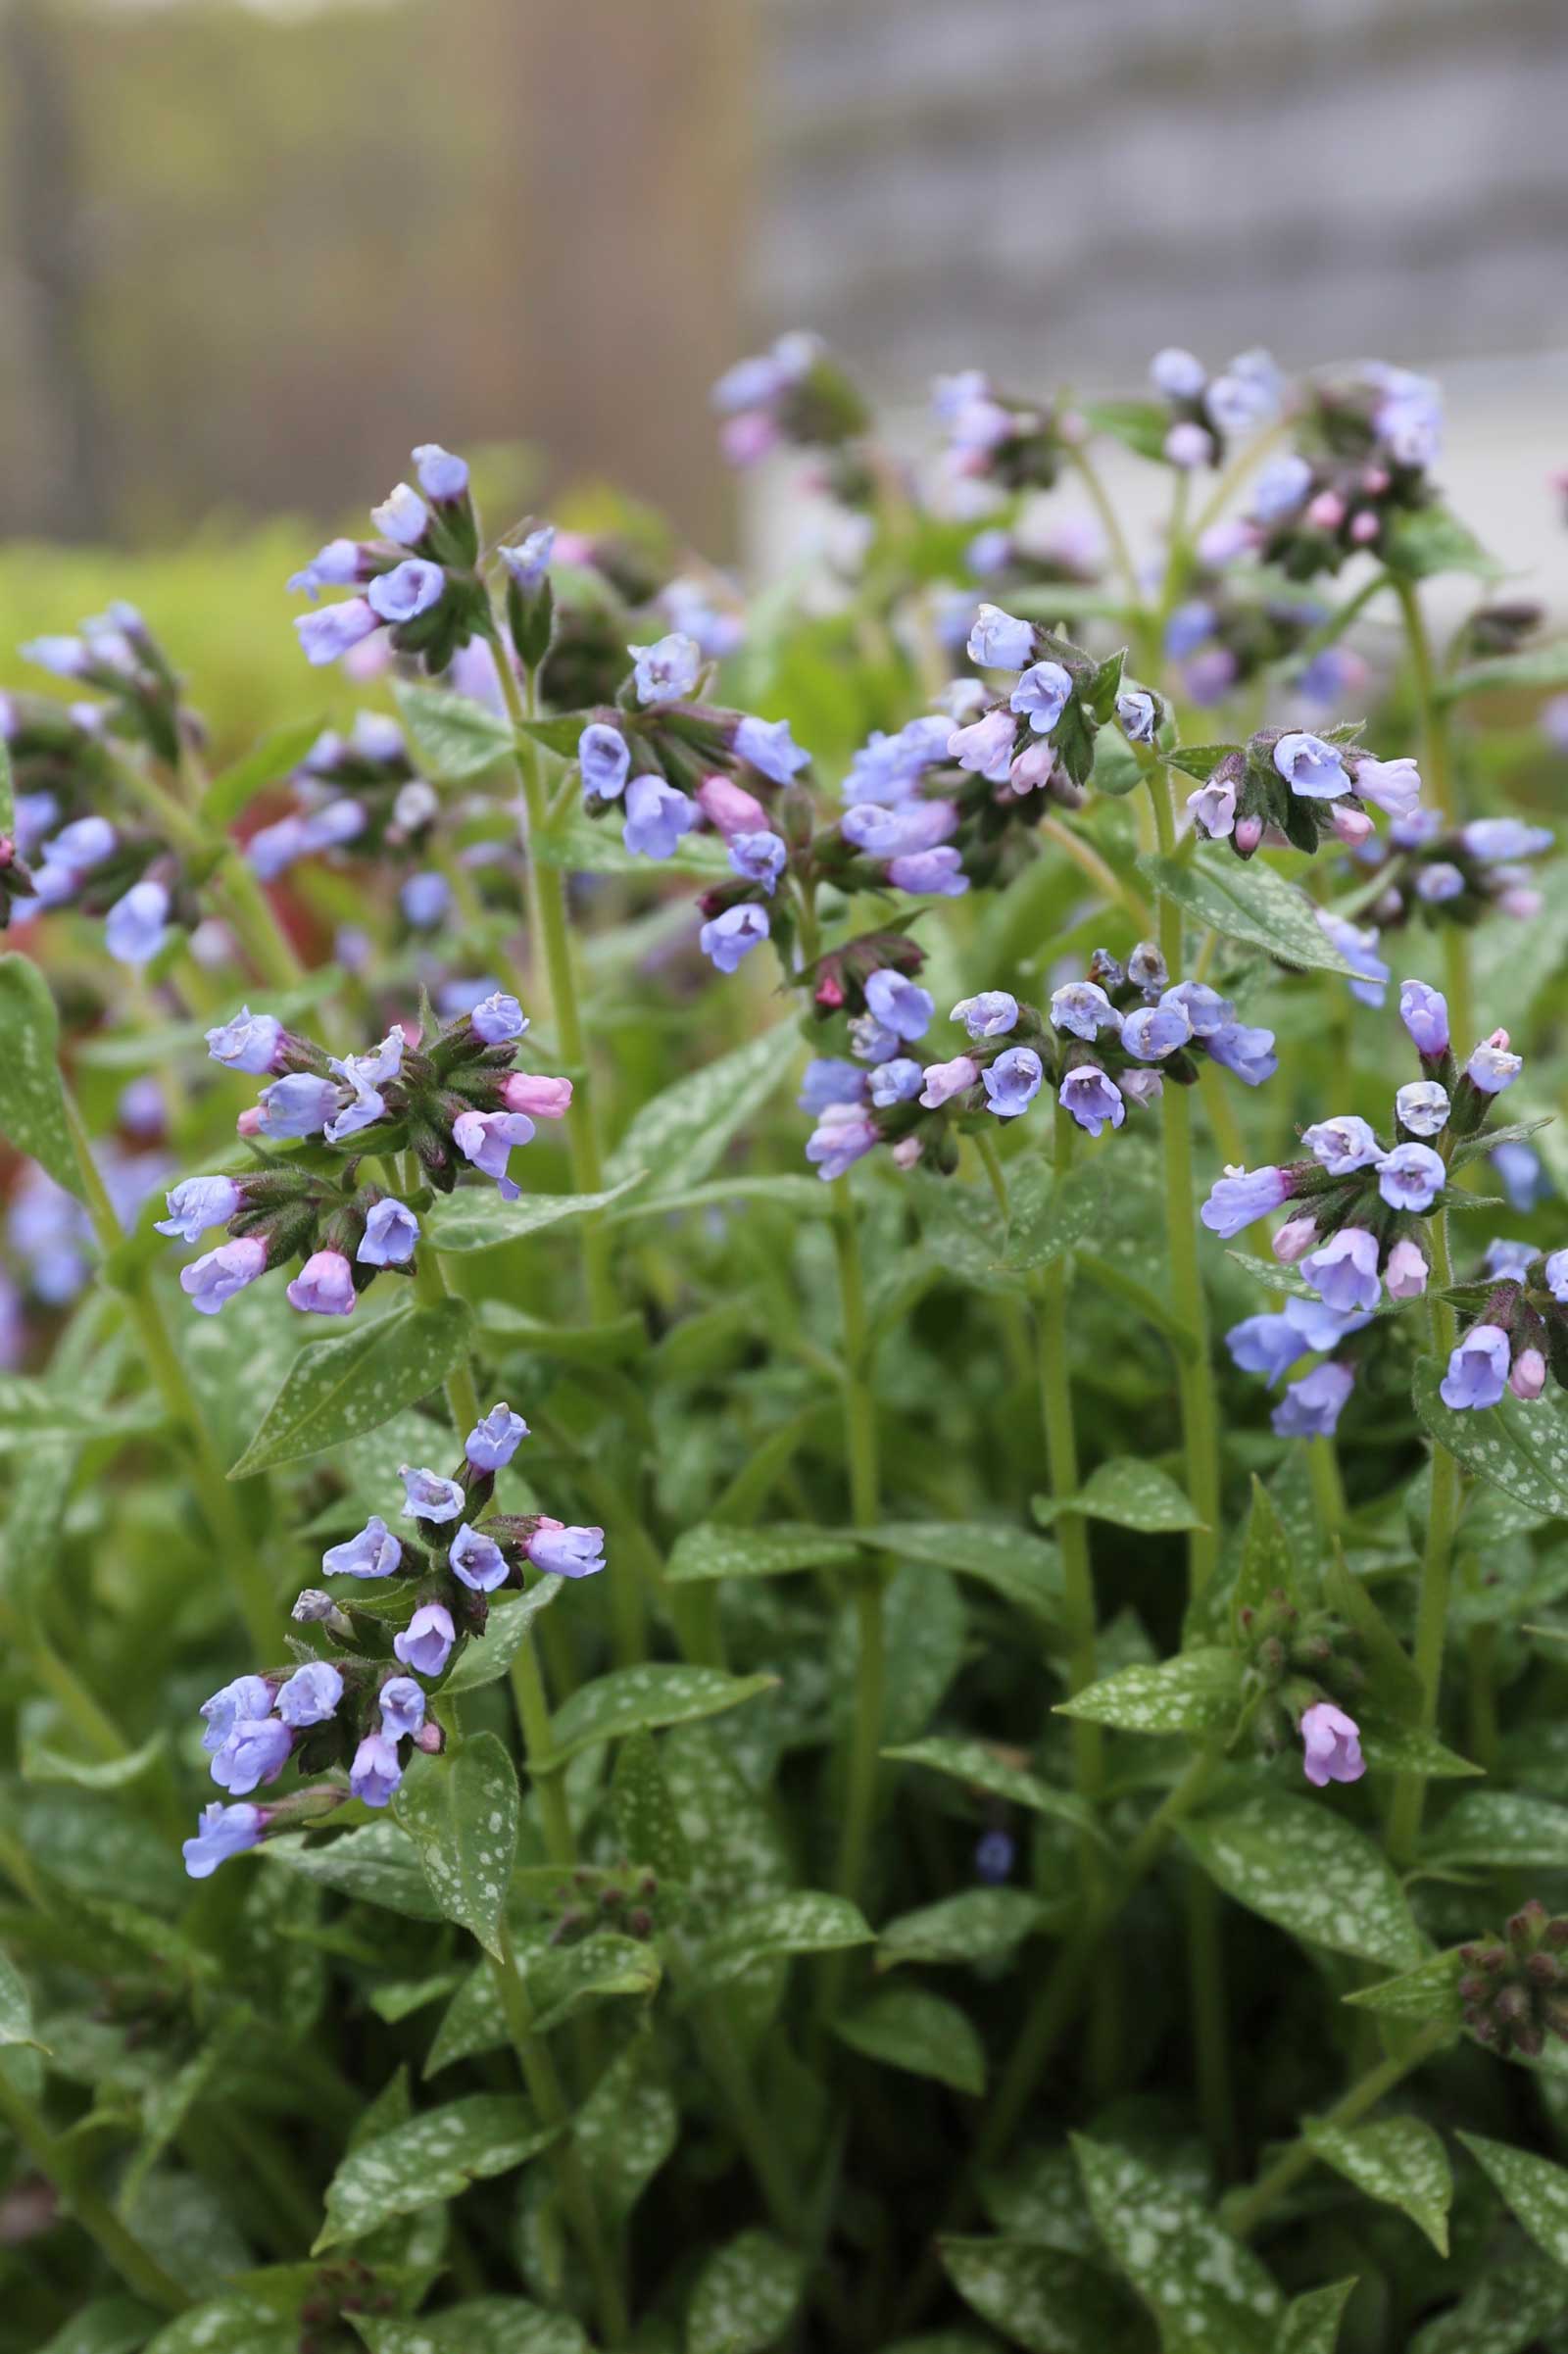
[1272,1216,1318,1263]
[1330,806,1374,847]
[501,1072,573,1120]
[696,774,769,837]
[1511,1347,1547,1400]
[1234,813,1264,858]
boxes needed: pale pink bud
[1349,512,1381,546]
[697,774,769,837]
[1330,806,1374,847]
[1008,739,1055,794]
[502,1072,573,1120]
[1234,813,1265,858]
[891,1136,923,1170]
[1361,466,1391,495]
[1272,1216,1318,1264]
[1385,1238,1429,1300]
[236,1105,263,1137]
[1511,1348,1546,1400]
[414,1721,446,1753]
[1499,886,1544,920]
[1306,491,1346,532]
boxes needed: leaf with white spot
[1460,2132,1568,2268]
[1180,1789,1422,1969]
[1136,851,1357,976]
[228,1299,474,1474]
[392,679,514,779]
[527,1933,661,2032]
[608,1027,798,1196]
[1423,1790,1568,1871]
[1305,2115,1452,2253]
[1282,2281,1356,2354]
[685,2228,803,2354]
[143,2304,295,2354]
[941,2236,1147,2353]
[1412,1356,1568,1518]
[864,1522,1063,1620]
[1353,1714,1481,1780]
[665,1521,862,1583]
[424,1965,506,2078]
[264,1822,444,1921]
[545,1665,775,1767]
[1002,1158,1104,1273]
[426,1175,646,1254]
[611,1729,694,1883]
[315,2093,554,2252]
[1073,2133,1283,2353]
[444,1581,562,1694]
[878,1888,1049,1972]
[882,1738,1104,1842]
[1057,1646,1243,1735]
[353,2305,585,2354]
[394,1735,518,1960]
[661,1726,792,1905]
[833,1565,965,1744]
[1343,1946,1465,2027]
[688,1892,872,1992]
[0,955,83,1199]
[0,1950,43,2051]
[1408,2256,1568,2354]
[834,1987,986,2095]
[1034,1456,1201,1534]
[575,2040,677,2227]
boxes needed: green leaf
[425,1175,646,1254]
[864,1521,1062,1619]
[201,716,325,825]
[443,1581,563,1694]
[1083,397,1170,463]
[1282,2281,1356,2354]
[834,1564,965,1744]
[665,1521,862,1584]
[1056,1646,1243,1734]
[425,1966,507,2078]
[688,1892,872,1991]
[0,1379,164,1446]
[0,955,83,1198]
[1408,2256,1568,2354]
[1441,643,1568,702]
[1460,2132,1568,2267]
[1002,1157,1103,1272]
[37,2299,161,2354]
[527,1932,662,2032]
[611,1730,694,1882]
[878,1888,1048,1972]
[315,2093,554,2251]
[835,1987,986,2095]
[1423,1790,1568,1871]
[1383,505,1500,581]
[574,2040,677,2229]
[1354,1714,1480,1780]
[393,679,514,778]
[1180,1789,1422,1969]
[1137,850,1359,974]
[536,806,729,880]
[882,1738,1103,1840]
[228,1298,474,1474]
[1035,1455,1201,1533]
[143,2304,294,2354]
[1322,1547,1422,1716]
[941,2236,1146,2354]
[686,2229,803,2354]
[1411,1357,1568,1518]
[353,2301,587,2354]
[0,1949,44,2051]
[21,1729,168,1792]
[1073,2134,1282,2352]
[1305,2114,1451,2254]
[394,1734,518,1960]
[264,1822,444,1922]
[544,1665,776,1767]
[514,713,587,760]
[610,1172,832,1223]
[1232,1477,1297,1641]
[606,1026,798,1195]
[1343,1945,1465,2027]
[1162,742,1239,783]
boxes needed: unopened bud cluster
[1460,1901,1568,2059]
[1242,364,1444,581]
[1185,725,1422,861]
[1342,810,1552,932]
[1238,1589,1366,1778]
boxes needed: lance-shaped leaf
[0,1950,44,2052]
[393,680,514,779]
[1422,1790,1568,1871]
[1305,2114,1452,2254]
[864,1521,1062,1619]
[1411,1357,1568,1519]
[611,1730,694,1882]
[444,1581,563,1695]
[526,1933,661,2034]
[941,2236,1145,2352]
[606,1025,797,1195]
[201,716,327,825]
[686,1892,872,1993]
[1136,851,1358,974]
[0,954,83,1199]
[265,1822,444,1921]
[425,1174,646,1254]
[882,1738,1104,1842]
[1034,1455,1200,1534]
[1283,2281,1356,2354]
[1002,1157,1103,1272]
[1180,1788,1423,1969]
[1408,2256,1568,2354]
[1056,1645,1243,1735]
[315,2093,554,2251]
[1073,2133,1283,2351]
[352,2300,587,2354]
[394,1735,518,1961]
[878,1888,1050,1972]
[1343,1946,1465,2027]
[574,2040,677,2230]
[1383,505,1500,581]
[228,1298,474,1474]
[535,807,730,879]
[835,1987,986,2096]
[665,1521,861,1583]
[686,2229,804,2354]
[1459,2132,1568,2268]
[544,1664,775,1767]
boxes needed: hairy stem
[1388,1211,1460,1864]
[1224,2020,1451,2239]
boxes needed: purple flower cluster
[289,444,498,674]
[1147,344,1284,472]
[1184,727,1422,862]
[1237,364,1444,580]
[1338,809,1553,933]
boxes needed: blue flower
[1206,1021,1277,1086]
[296,600,381,665]
[868,1057,924,1108]
[1272,1362,1354,1439]
[1440,1324,1510,1411]
[1200,1164,1287,1238]
[622,775,697,859]
[806,1103,880,1180]
[1251,454,1313,523]
[370,482,429,545]
[105,880,171,966]
[888,849,968,897]
[1164,602,1216,661]
[499,526,555,591]
[395,1602,455,1677]
[1377,1146,1446,1214]
[453,1108,535,1201]
[966,605,1035,671]
[1117,689,1158,743]
[323,1515,403,1579]
[1467,1035,1522,1094]
[1274,731,1350,801]
[982,1047,1044,1118]
[200,1675,274,1755]
[864,970,934,1042]
[952,992,1018,1040]
[182,1801,264,1880]
[1150,346,1206,400]
[288,539,364,599]
[450,1522,509,1594]
[257,1073,340,1139]
[579,722,631,802]
[1009,661,1074,737]
[526,1524,606,1579]
[628,633,702,705]
[156,1176,241,1244]
[179,1237,269,1315]
[1300,1228,1381,1313]
[378,1677,426,1741]
[210,1716,292,1796]
[1301,1115,1380,1175]
[1050,982,1116,1041]
[1462,817,1552,861]
[400,1468,466,1524]
[974,1829,1015,1884]
[466,1402,529,1471]
[351,1733,403,1809]
[1395,1081,1449,1138]
[842,803,957,859]
[798,1059,865,1113]
[1226,1312,1310,1385]
[368,560,445,625]
[470,991,528,1045]
[1059,1066,1125,1140]
[727,831,788,893]
[412,443,469,502]
[734,715,809,783]
[276,1662,344,1729]
[1121,1000,1193,1061]
[358,1199,420,1267]
[700,904,770,972]
[1162,982,1231,1038]
[1416,863,1465,905]
[1493,1141,1546,1210]
[1398,980,1449,1057]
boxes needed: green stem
[405,1154,482,1440]
[1388,1213,1460,1866]
[495,653,616,1324]
[109,754,304,991]
[690,2000,805,2242]
[1390,571,1474,1056]
[1037,1108,1101,1756]
[64,1091,277,1655]
[490,1931,628,2346]
[0,2067,189,2314]
[1069,445,1144,620]
[1224,2020,1450,2239]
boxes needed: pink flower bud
[1348,511,1381,545]
[1385,1238,1429,1300]
[815,974,845,1011]
[1361,466,1391,495]
[1007,739,1055,795]
[414,1721,446,1753]
[502,1072,573,1120]
[1272,1216,1318,1264]
[1306,491,1346,532]
[1511,1348,1547,1400]
[891,1136,923,1170]
[236,1105,263,1137]
[697,774,770,837]
[1234,814,1264,858]
[1498,886,1544,920]
[1330,806,1374,847]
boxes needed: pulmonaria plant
[162,990,567,1317]
[184,1401,604,1875]
[1146,342,1286,471]
[289,443,495,673]
[1179,724,1422,859]
[1341,809,1552,931]
[1238,362,1445,578]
